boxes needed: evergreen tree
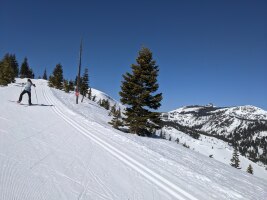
[48,75,54,87]
[63,79,70,93]
[247,164,253,174]
[88,88,92,100]
[0,54,18,85]
[0,59,13,86]
[80,68,89,102]
[117,108,122,118]
[28,68,34,79]
[74,76,82,88]
[69,80,75,91]
[100,99,110,110]
[4,54,19,78]
[43,68,47,80]
[119,47,162,136]
[92,95,96,102]
[109,109,123,129]
[109,104,117,116]
[97,99,102,106]
[105,99,110,110]
[49,64,63,89]
[20,57,30,78]
[230,147,241,169]
[10,54,19,78]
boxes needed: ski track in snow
[42,85,198,200]
[48,85,267,200]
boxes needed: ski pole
[34,87,38,104]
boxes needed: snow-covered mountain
[1,79,267,200]
[161,105,267,166]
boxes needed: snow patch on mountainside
[162,104,267,178]
[224,106,267,120]
[161,127,267,180]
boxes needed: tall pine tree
[0,53,18,85]
[88,88,92,100]
[63,79,70,93]
[9,54,19,78]
[230,147,241,169]
[6,54,19,78]
[120,47,162,136]
[20,57,30,78]
[109,108,123,129]
[43,68,47,80]
[69,80,75,91]
[49,64,63,89]
[28,68,34,79]
[80,67,89,102]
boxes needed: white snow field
[161,127,267,180]
[0,79,266,200]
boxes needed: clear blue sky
[1,0,266,111]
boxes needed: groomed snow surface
[0,79,266,200]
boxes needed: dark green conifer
[63,79,70,93]
[0,58,13,85]
[100,99,110,110]
[119,47,162,136]
[109,104,117,116]
[0,54,18,85]
[80,68,89,102]
[5,54,19,78]
[97,99,102,106]
[48,75,54,87]
[43,68,47,80]
[230,147,241,169]
[92,95,96,102]
[9,54,19,78]
[28,68,34,79]
[49,64,64,89]
[20,57,30,78]
[247,164,253,174]
[109,108,123,129]
[88,88,92,100]
[74,76,82,87]
[69,80,74,91]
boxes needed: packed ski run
[0,79,267,200]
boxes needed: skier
[17,79,36,105]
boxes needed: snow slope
[91,88,125,110]
[161,127,267,180]
[0,79,267,200]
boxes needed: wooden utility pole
[76,39,82,104]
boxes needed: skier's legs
[26,91,32,104]
[18,90,27,102]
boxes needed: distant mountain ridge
[161,104,267,165]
